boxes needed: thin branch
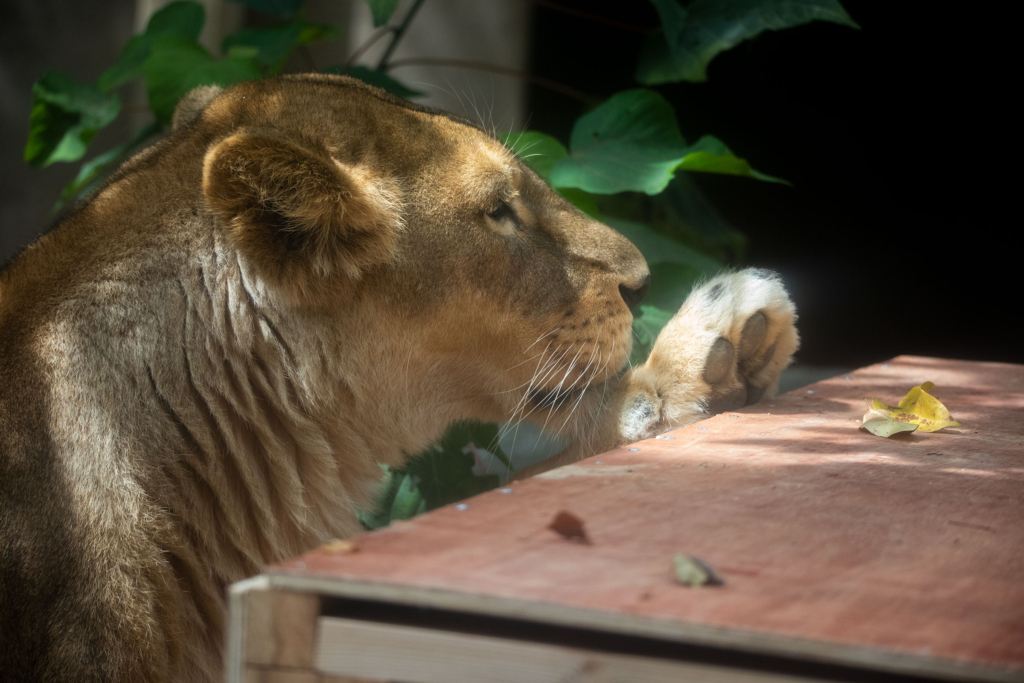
[525,0,653,34]
[386,58,596,104]
[346,24,394,67]
[377,0,428,70]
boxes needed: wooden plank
[262,572,1022,683]
[315,616,825,683]
[265,357,1024,681]
[228,576,266,683]
[244,588,320,668]
[245,668,319,683]
[244,666,386,683]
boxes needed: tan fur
[0,74,796,682]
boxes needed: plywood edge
[316,615,822,683]
[258,572,1024,683]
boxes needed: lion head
[193,74,650,450]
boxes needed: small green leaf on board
[672,553,724,587]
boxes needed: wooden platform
[228,356,1024,683]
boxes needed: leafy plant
[358,421,508,530]
[639,0,858,84]
[23,0,854,526]
[25,72,121,168]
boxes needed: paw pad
[702,337,735,385]
[737,311,766,360]
[700,308,780,413]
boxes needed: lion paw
[620,269,798,442]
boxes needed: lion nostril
[618,274,650,310]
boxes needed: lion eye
[486,201,521,231]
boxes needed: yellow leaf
[861,382,961,437]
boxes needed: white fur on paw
[636,268,798,429]
[618,376,661,444]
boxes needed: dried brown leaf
[548,510,590,544]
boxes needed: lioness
[0,74,797,682]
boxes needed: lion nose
[618,273,650,310]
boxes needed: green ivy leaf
[98,1,205,92]
[365,0,402,27]
[633,305,674,347]
[357,465,401,530]
[56,121,163,211]
[223,19,339,75]
[324,65,424,98]
[548,92,786,194]
[228,0,303,18]
[143,36,261,125]
[24,71,121,168]
[678,135,789,184]
[403,421,503,510]
[550,90,689,195]
[356,422,503,531]
[638,0,859,84]
[389,474,428,520]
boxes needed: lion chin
[0,74,798,682]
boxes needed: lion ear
[202,130,403,290]
[173,85,222,130]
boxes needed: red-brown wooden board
[269,357,1024,680]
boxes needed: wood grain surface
[268,356,1024,679]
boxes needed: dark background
[527,1,1018,368]
[2,1,1017,370]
